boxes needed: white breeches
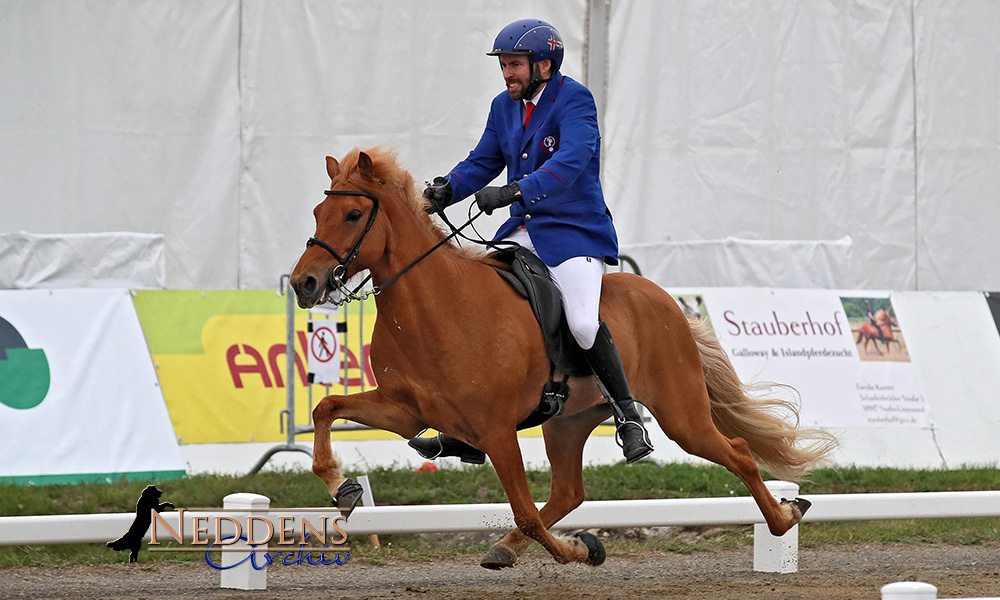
[501,227,604,350]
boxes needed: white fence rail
[2,483,999,591]
[0,481,1000,600]
[3,488,1000,545]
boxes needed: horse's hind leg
[481,432,598,566]
[311,390,424,502]
[662,409,803,535]
[481,406,606,569]
[642,377,805,537]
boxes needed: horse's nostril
[303,276,317,296]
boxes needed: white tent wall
[0,2,242,289]
[0,1,997,291]
[913,1,1000,291]
[0,232,165,289]
[237,0,587,289]
[603,0,917,290]
[617,236,854,288]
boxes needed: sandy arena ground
[2,543,999,600]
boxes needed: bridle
[307,190,380,269]
[305,189,382,304]
[304,188,489,306]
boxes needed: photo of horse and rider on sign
[840,297,909,362]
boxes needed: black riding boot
[408,432,486,465]
[585,321,654,463]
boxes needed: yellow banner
[132,291,387,444]
[132,291,607,445]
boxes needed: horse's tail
[687,316,838,481]
[856,327,864,343]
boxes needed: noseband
[306,189,381,304]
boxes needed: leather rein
[305,189,485,305]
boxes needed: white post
[881,582,938,599]
[753,480,800,573]
[220,493,270,591]
[357,475,382,547]
[358,475,375,508]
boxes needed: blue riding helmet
[487,19,564,73]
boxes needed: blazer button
[521,152,528,159]
[525,214,532,221]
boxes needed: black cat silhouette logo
[106,485,174,563]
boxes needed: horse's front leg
[481,431,603,567]
[311,389,424,504]
[481,406,606,569]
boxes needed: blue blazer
[445,74,619,267]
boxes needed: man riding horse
[410,19,655,464]
[864,300,889,344]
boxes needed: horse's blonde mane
[339,147,507,268]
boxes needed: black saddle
[491,247,592,378]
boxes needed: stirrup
[614,419,654,463]
[408,430,445,460]
[407,432,486,465]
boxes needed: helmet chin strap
[522,61,552,100]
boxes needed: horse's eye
[345,209,363,223]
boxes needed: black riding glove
[423,177,453,214]
[475,182,520,216]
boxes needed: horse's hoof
[573,531,606,567]
[480,544,518,570]
[780,497,812,521]
[334,478,364,520]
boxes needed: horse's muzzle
[292,274,322,309]
[291,269,344,309]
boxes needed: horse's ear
[358,151,375,180]
[326,156,340,180]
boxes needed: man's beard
[508,63,546,101]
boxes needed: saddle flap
[507,248,591,377]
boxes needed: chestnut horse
[856,310,901,356]
[290,148,837,569]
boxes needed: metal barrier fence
[250,276,371,472]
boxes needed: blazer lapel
[521,75,561,151]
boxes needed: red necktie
[523,101,535,129]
